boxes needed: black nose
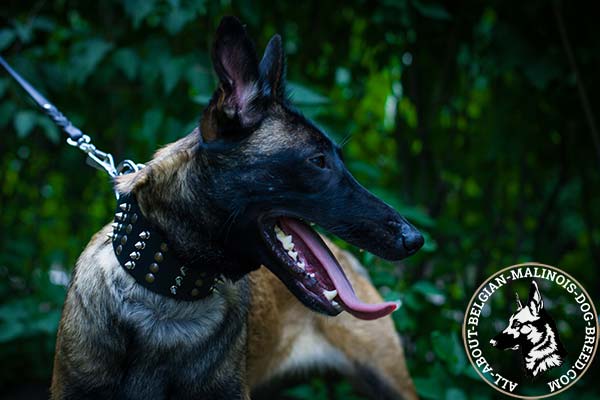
[400,222,424,254]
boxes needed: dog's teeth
[274,225,285,239]
[309,273,315,278]
[331,300,341,309]
[281,236,294,250]
[288,250,298,260]
[323,289,338,301]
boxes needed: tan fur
[247,237,418,400]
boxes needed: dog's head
[490,281,545,351]
[125,17,423,320]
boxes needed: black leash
[0,55,144,196]
[1,55,218,300]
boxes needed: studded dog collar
[110,193,218,301]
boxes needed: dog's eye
[308,154,326,169]
[513,322,521,329]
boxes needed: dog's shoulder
[63,223,250,351]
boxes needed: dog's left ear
[527,280,543,316]
[259,34,286,100]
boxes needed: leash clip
[67,134,118,177]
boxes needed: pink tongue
[280,218,398,321]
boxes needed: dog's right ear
[259,34,286,100]
[201,17,264,143]
[527,280,543,316]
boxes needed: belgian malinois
[51,16,423,400]
[490,281,567,377]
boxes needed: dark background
[1,0,599,399]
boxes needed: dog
[51,16,423,400]
[490,280,567,377]
[248,236,418,400]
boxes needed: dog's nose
[401,222,424,255]
[490,339,497,347]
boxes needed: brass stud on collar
[139,231,150,240]
[154,252,164,262]
[106,232,114,240]
[145,273,155,283]
[120,235,128,245]
[170,286,177,295]
[116,245,123,255]
[195,279,203,287]
[119,203,131,212]
[160,243,168,252]
[115,212,126,221]
[134,241,145,250]
[191,288,199,297]
[149,263,159,273]
[125,261,135,269]
[175,276,183,285]
[131,213,138,223]
[125,224,133,234]
[112,222,122,231]
[130,251,141,260]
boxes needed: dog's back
[248,237,418,400]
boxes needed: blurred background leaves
[1,0,599,398]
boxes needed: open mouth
[260,216,399,320]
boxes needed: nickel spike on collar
[112,193,218,301]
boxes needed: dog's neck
[110,192,220,300]
[113,131,255,297]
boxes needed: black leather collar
[110,193,218,301]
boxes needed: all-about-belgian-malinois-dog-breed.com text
[51,16,424,400]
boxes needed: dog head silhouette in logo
[490,280,567,377]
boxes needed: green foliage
[1,0,599,398]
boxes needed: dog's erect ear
[515,292,523,310]
[259,34,286,99]
[527,280,543,316]
[202,17,264,142]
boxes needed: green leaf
[37,116,60,143]
[414,376,444,399]
[70,38,113,84]
[14,110,38,138]
[431,331,467,375]
[141,109,164,141]
[112,48,139,80]
[163,7,195,35]
[445,388,467,400]
[160,57,185,94]
[412,0,452,20]
[0,29,16,51]
[123,0,157,28]
[0,321,25,343]
[0,78,8,98]
[0,100,16,127]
